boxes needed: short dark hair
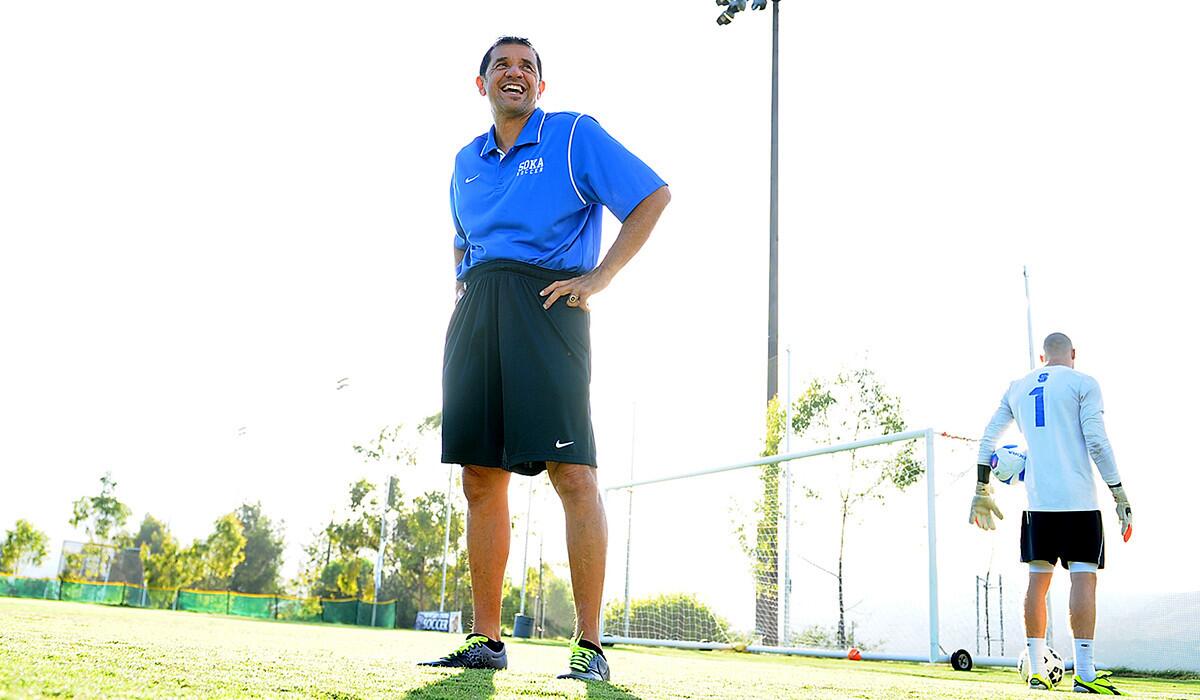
[479,36,542,79]
[1043,332,1073,357]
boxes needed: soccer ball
[990,444,1026,484]
[1018,646,1065,687]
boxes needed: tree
[299,414,461,618]
[0,520,50,574]
[351,413,442,470]
[788,369,921,648]
[132,515,169,556]
[197,513,247,590]
[302,466,471,627]
[309,479,382,599]
[69,472,131,543]
[345,412,452,620]
[313,557,374,600]
[388,488,464,615]
[229,502,285,594]
[137,513,246,595]
[139,520,204,597]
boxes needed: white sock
[1075,638,1096,682]
[1026,637,1047,677]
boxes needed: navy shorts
[1020,510,1105,570]
[441,260,597,476]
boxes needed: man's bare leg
[1025,572,1053,638]
[547,462,607,645]
[463,465,511,640]
[1068,572,1097,639]
[1069,571,1098,682]
[1023,571,1054,682]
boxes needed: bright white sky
[2,1,1197,611]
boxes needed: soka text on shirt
[516,157,544,176]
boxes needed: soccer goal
[57,541,147,605]
[600,429,1028,668]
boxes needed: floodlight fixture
[716,0,747,25]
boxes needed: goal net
[601,430,1029,664]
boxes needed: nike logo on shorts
[556,440,574,449]
[465,174,480,183]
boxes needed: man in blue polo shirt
[420,36,669,682]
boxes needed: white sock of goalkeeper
[1026,637,1047,677]
[1075,638,1096,682]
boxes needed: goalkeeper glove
[969,481,1004,531]
[1110,484,1132,542]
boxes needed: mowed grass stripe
[2,598,1197,699]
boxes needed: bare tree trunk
[837,496,848,648]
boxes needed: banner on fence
[415,610,462,633]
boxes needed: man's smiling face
[477,44,543,119]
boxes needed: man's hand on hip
[540,268,613,311]
[1110,484,1133,542]
[969,481,1004,531]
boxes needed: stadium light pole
[716,0,779,402]
[715,0,784,647]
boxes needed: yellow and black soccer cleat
[1073,670,1122,695]
[1028,673,1055,690]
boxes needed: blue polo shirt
[450,108,666,279]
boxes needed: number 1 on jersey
[1029,387,1046,427]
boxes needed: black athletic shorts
[441,260,597,476]
[1019,510,1105,570]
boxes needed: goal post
[599,428,1020,668]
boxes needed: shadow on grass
[585,679,644,700]
[402,669,497,699]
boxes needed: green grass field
[2,598,1197,699]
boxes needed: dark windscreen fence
[356,600,397,628]
[321,599,359,625]
[59,580,125,605]
[228,593,274,619]
[1,575,406,632]
[177,589,229,615]
[275,596,322,623]
[0,576,60,600]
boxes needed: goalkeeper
[970,332,1132,694]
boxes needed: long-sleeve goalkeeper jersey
[977,365,1121,512]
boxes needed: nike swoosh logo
[555,440,574,449]
[465,174,480,183]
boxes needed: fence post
[274,595,279,620]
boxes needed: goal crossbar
[603,428,932,492]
